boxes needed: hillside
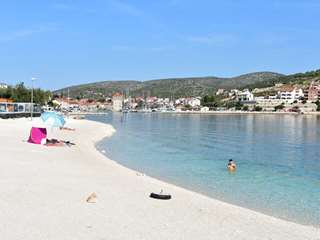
[243,69,320,90]
[54,72,283,99]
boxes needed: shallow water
[89,113,320,226]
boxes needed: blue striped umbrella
[41,111,66,128]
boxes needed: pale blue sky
[0,0,319,90]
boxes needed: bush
[235,102,243,110]
[316,100,320,111]
[254,106,263,111]
[202,95,222,107]
[275,104,285,111]
[184,104,192,110]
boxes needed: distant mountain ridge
[54,72,283,99]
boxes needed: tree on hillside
[201,95,222,108]
[224,101,243,110]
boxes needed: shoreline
[57,110,320,118]
[0,117,318,239]
[93,120,318,228]
[164,110,320,115]
[96,153,318,228]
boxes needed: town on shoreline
[48,80,320,115]
[1,74,320,117]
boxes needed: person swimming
[227,159,236,171]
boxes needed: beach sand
[0,117,318,240]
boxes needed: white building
[278,85,304,103]
[229,89,239,97]
[187,97,201,107]
[175,99,182,105]
[255,98,284,111]
[200,106,210,112]
[112,93,124,111]
[0,83,8,89]
[175,97,201,107]
[216,89,225,95]
[237,89,254,102]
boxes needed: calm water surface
[88,113,320,226]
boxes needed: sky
[0,0,319,90]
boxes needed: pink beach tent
[27,127,47,145]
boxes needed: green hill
[243,69,320,90]
[54,72,283,99]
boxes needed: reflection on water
[89,113,320,226]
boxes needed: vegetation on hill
[54,72,283,99]
[243,69,320,90]
[200,69,320,109]
[52,69,320,101]
[0,82,51,104]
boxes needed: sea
[87,113,320,227]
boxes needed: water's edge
[93,134,316,228]
[95,138,319,228]
[88,113,320,228]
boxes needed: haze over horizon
[0,0,319,90]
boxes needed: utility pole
[68,88,70,105]
[31,77,36,120]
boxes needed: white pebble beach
[0,117,319,240]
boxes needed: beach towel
[27,127,47,145]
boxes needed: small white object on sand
[86,192,97,203]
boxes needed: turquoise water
[89,113,320,226]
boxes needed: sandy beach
[0,117,318,240]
